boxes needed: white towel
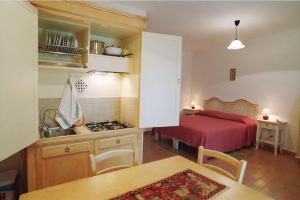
[56,76,82,129]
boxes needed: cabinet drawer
[97,134,136,149]
[42,141,90,159]
[260,122,276,130]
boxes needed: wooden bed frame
[204,97,259,120]
[156,97,259,149]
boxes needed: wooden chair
[89,148,138,176]
[197,146,247,184]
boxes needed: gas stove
[85,121,134,132]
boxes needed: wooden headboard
[204,97,259,119]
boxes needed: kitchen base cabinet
[27,140,93,191]
[38,151,91,188]
[26,129,140,191]
[21,0,181,191]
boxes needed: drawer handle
[65,147,70,153]
[116,139,120,144]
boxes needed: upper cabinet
[38,15,90,69]
[36,13,137,73]
[0,1,182,161]
[139,32,182,128]
[31,0,146,73]
[87,23,135,73]
[32,2,183,129]
[0,1,39,161]
[29,1,146,32]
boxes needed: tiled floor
[143,132,300,200]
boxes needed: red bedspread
[155,111,256,153]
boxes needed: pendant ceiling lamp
[227,20,245,50]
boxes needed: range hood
[88,54,131,73]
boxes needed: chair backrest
[89,148,138,176]
[197,146,247,184]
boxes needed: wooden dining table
[20,156,273,200]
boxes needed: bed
[154,97,259,153]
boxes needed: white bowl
[105,47,122,56]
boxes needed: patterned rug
[110,169,227,200]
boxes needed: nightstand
[182,108,201,115]
[256,119,288,155]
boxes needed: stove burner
[85,121,134,132]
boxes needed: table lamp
[262,108,271,120]
[191,101,196,109]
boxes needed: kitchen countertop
[35,126,141,146]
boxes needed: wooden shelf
[38,15,90,69]
[88,54,132,73]
[257,139,280,146]
[38,65,89,73]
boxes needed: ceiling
[112,1,300,53]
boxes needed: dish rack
[38,43,85,67]
[39,43,85,55]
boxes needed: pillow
[195,110,221,118]
[216,112,247,123]
[197,109,256,125]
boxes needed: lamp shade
[227,39,245,50]
[190,101,196,106]
[262,108,271,115]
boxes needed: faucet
[40,108,57,131]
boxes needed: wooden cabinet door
[139,32,182,128]
[36,141,92,189]
[0,1,38,161]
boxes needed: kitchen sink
[41,127,77,138]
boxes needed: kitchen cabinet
[36,13,136,72]
[27,128,139,191]
[139,32,182,128]
[0,0,144,161]
[31,1,182,130]
[29,1,146,32]
[0,0,183,190]
[35,141,93,188]
[31,0,145,72]
[0,1,39,161]
[37,15,90,69]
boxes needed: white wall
[190,27,300,152]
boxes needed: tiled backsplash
[39,97,138,127]
[120,97,139,127]
[39,97,120,126]
[79,98,120,123]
